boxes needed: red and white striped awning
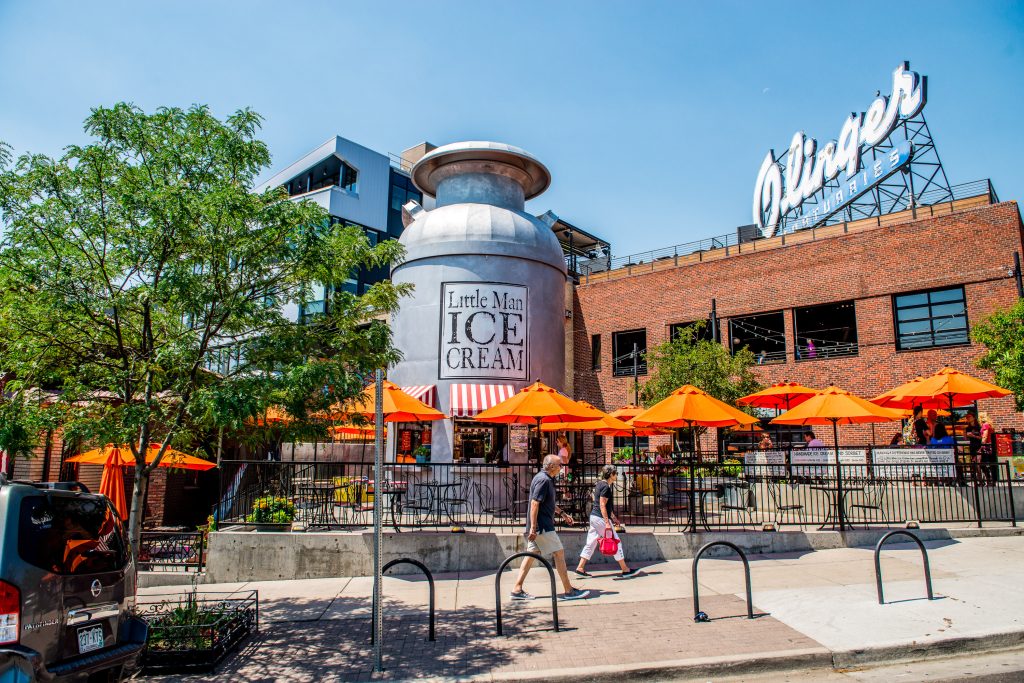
[401,385,437,409]
[449,383,516,418]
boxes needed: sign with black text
[439,282,528,380]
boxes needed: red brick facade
[572,200,1024,454]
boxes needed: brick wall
[572,201,1024,454]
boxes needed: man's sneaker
[619,568,639,577]
[510,590,535,601]
[559,588,590,601]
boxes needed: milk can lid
[411,141,551,200]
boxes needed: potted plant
[246,495,295,531]
[414,444,431,465]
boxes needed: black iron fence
[139,531,206,572]
[213,454,1017,532]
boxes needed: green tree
[0,104,406,552]
[972,298,1024,411]
[640,323,762,448]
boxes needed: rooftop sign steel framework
[753,61,952,238]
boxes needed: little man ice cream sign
[440,282,528,380]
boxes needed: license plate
[77,625,104,654]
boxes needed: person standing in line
[926,409,939,442]
[806,339,817,358]
[912,406,930,446]
[510,455,589,602]
[575,465,636,578]
[803,431,826,448]
[964,412,982,479]
[979,412,997,485]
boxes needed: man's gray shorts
[526,530,564,557]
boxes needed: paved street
[142,534,1024,682]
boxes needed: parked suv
[0,474,147,682]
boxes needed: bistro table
[810,484,864,530]
[296,483,337,527]
[374,479,408,532]
[419,480,461,527]
[674,486,720,531]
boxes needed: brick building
[571,193,1024,456]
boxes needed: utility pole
[632,343,639,456]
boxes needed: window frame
[590,334,602,371]
[611,329,647,377]
[892,286,970,351]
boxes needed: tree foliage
[972,298,1024,411]
[640,322,761,407]
[0,103,407,550]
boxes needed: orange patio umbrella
[605,405,672,436]
[67,443,217,470]
[335,381,445,423]
[68,444,216,520]
[882,367,1011,412]
[771,385,902,530]
[247,405,294,426]
[538,401,657,436]
[737,382,819,411]
[869,376,949,411]
[474,380,605,462]
[98,452,129,520]
[631,385,759,531]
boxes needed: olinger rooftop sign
[753,61,927,237]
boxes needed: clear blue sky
[1,1,1021,255]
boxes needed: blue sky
[1,1,1021,255]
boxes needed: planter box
[137,590,259,675]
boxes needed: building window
[794,301,859,361]
[340,161,357,193]
[893,287,969,350]
[612,329,647,377]
[669,320,715,342]
[591,334,601,371]
[729,312,786,364]
[593,434,604,450]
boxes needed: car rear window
[18,496,129,575]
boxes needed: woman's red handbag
[599,528,620,556]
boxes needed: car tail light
[0,580,19,644]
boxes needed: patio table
[419,481,461,526]
[811,484,864,530]
[673,486,719,531]
[296,484,336,527]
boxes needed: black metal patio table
[419,481,460,526]
[811,484,864,530]
[674,486,719,531]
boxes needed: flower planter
[137,590,258,675]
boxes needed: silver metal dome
[412,141,551,200]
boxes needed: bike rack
[371,558,435,643]
[494,552,559,636]
[874,530,934,605]
[691,541,754,622]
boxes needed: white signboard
[744,450,786,477]
[439,282,528,380]
[871,448,955,478]
[753,62,926,237]
[792,449,868,478]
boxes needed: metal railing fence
[138,531,206,572]
[213,456,1017,532]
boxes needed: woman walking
[575,465,636,577]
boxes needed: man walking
[511,454,590,601]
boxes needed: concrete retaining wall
[202,526,1023,583]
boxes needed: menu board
[399,430,413,453]
[871,448,955,478]
[791,449,867,478]
[743,450,786,477]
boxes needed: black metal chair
[849,479,888,527]
[765,479,805,528]
[402,483,434,527]
[718,481,757,528]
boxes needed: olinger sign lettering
[753,61,926,237]
[439,282,528,380]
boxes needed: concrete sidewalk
[141,535,1024,682]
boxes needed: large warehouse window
[669,320,715,342]
[793,301,859,360]
[893,287,969,350]
[729,312,786,364]
[591,334,602,371]
[612,329,647,376]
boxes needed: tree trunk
[127,461,149,558]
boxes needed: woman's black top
[913,418,929,445]
[965,425,981,456]
[591,480,614,518]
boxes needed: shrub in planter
[246,496,296,524]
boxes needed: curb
[831,629,1024,669]
[397,631,1024,683]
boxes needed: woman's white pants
[579,514,624,562]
